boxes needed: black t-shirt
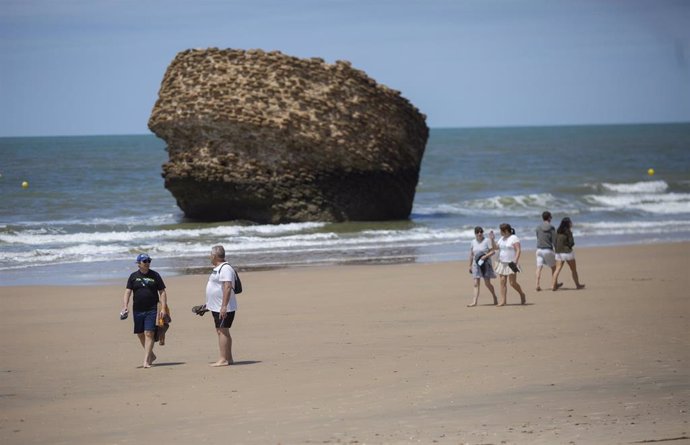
[126,269,166,312]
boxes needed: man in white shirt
[205,245,238,367]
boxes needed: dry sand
[1,243,688,444]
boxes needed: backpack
[219,263,243,294]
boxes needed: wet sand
[1,243,688,444]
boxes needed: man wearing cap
[122,253,168,368]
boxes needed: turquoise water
[1,123,689,285]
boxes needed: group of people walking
[121,245,238,369]
[468,211,585,307]
[119,215,584,367]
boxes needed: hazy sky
[1,0,689,136]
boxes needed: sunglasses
[141,259,151,264]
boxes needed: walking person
[491,223,527,306]
[551,217,585,291]
[206,245,238,367]
[535,211,562,291]
[467,226,498,307]
[122,253,168,368]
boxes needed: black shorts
[212,311,235,329]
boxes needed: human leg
[212,328,233,367]
[134,310,156,368]
[550,265,563,289]
[566,259,585,289]
[498,275,508,307]
[468,278,480,307]
[536,265,543,291]
[552,260,565,290]
[211,311,235,366]
[484,278,498,305]
[143,330,156,368]
[509,274,526,304]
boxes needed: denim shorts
[133,309,157,334]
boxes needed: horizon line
[1,120,689,139]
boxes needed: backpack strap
[218,263,236,291]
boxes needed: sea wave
[0,221,327,245]
[583,192,690,214]
[4,217,688,271]
[600,180,668,194]
[413,193,578,217]
[0,225,468,270]
[577,219,690,235]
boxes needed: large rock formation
[148,48,428,223]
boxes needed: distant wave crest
[600,180,668,194]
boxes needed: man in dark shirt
[122,253,168,368]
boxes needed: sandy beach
[1,242,688,444]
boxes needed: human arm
[488,230,497,250]
[158,289,168,316]
[220,281,231,319]
[122,288,132,314]
[514,241,522,265]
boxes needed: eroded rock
[149,48,428,223]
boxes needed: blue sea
[1,123,689,286]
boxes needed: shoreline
[1,242,688,444]
[1,238,686,287]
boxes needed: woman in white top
[467,226,498,307]
[490,223,527,306]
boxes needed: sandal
[192,304,209,316]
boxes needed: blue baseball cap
[136,253,151,263]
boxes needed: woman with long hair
[551,217,585,291]
[490,223,527,306]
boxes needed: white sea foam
[584,192,690,214]
[0,225,466,270]
[413,193,574,217]
[0,221,327,245]
[577,219,690,235]
[601,180,668,194]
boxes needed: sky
[1,0,689,137]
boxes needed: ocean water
[1,123,689,285]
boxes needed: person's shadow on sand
[137,362,186,368]
[232,360,261,366]
[206,360,262,366]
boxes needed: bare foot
[210,360,230,367]
[556,282,563,289]
[467,303,477,307]
[576,284,585,289]
[520,293,526,305]
[536,286,542,292]
[496,302,506,307]
[143,363,151,369]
